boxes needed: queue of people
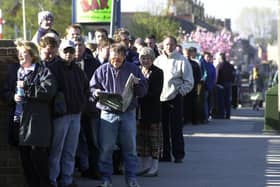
[0,10,238,187]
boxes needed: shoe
[144,170,158,177]
[127,180,140,187]
[143,159,158,177]
[136,167,149,176]
[97,180,112,187]
[174,158,183,163]
[137,157,151,176]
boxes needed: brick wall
[0,40,25,187]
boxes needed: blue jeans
[98,110,137,183]
[49,114,81,187]
[76,124,89,172]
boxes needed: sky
[121,0,278,32]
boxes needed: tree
[1,0,72,40]
[128,12,180,42]
[185,28,235,56]
[235,7,277,44]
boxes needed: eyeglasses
[63,48,75,54]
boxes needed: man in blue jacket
[90,44,148,187]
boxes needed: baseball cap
[59,39,75,51]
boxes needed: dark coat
[126,48,140,66]
[188,58,201,92]
[78,51,100,117]
[216,61,235,84]
[138,65,163,123]
[19,62,57,147]
[1,62,57,147]
[48,57,88,115]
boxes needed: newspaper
[98,73,138,112]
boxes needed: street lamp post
[109,0,116,38]
[278,0,280,114]
[109,0,121,38]
[0,9,3,39]
[22,0,27,40]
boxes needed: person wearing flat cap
[47,39,89,187]
[32,11,59,46]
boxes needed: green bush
[265,86,279,131]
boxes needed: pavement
[76,107,280,187]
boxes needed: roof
[195,18,218,32]
[171,16,196,33]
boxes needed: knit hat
[38,11,53,25]
[139,47,155,60]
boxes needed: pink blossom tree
[184,28,235,57]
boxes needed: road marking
[230,116,264,120]
[184,133,280,138]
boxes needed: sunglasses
[63,48,75,54]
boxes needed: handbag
[53,91,67,117]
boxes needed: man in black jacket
[48,39,88,187]
[216,53,235,119]
[183,47,201,124]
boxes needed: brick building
[0,40,25,187]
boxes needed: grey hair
[139,47,155,60]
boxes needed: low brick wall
[0,40,25,187]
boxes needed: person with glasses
[48,40,89,187]
[90,44,148,187]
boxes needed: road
[77,107,280,187]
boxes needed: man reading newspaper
[97,73,139,112]
[89,44,148,187]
